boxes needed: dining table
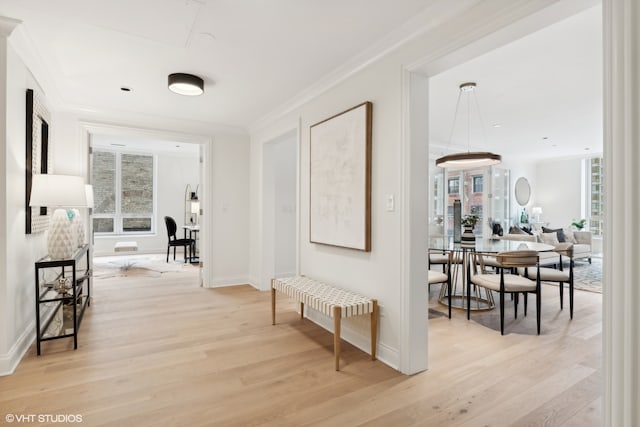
[429,237,555,311]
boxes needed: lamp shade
[531,207,543,215]
[168,73,204,96]
[190,200,200,214]
[30,174,87,207]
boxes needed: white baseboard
[203,276,252,288]
[0,322,34,377]
[304,310,400,371]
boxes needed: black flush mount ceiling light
[436,82,501,169]
[168,73,204,96]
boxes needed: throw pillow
[563,228,578,244]
[542,226,566,243]
[540,232,560,246]
[509,226,526,235]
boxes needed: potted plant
[571,218,587,230]
[462,214,479,228]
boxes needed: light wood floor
[0,265,601,426]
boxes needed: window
[472,175,483,193]
[448,178,459,194]
[92,150,155,235]
[587,157,604,236]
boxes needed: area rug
[548,257,602,293]
[93,254,188,278]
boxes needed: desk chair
[164,216,194,263]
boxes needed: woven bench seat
[271,276,378,371]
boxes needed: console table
[34,244,91,355]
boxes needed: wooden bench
[271,276,378,371]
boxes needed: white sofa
[495,229,592,265]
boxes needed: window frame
[92,148,157,236]
[472,175,483,193]
[448,177,460,195]
[586,156,604,237]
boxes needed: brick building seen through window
[92,150,155,235]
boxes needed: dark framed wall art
[25,88,51,234]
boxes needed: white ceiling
[428,5,602,161]
[0,0,436,129]
[0,1,601,160]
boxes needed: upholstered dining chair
[468,250,541,335]
[518,243,575,318]
[164,216,194,263]
[428,250,453,318]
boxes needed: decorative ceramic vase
[461,224,476,248]
[48,209,75,259]
[70,208,84,247]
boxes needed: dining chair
[518,243,575,318]
[428,249,461,273]
[467,250,541,335]
[164,216,195,263]
[428,250,452,318]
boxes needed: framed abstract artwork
[25,88,51,234]
[309,101,372,251]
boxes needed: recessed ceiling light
[110,143,126,147]
[120,86,132,92]
[492,124,502,128]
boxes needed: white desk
[182,225,200,264]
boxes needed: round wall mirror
[514,177,531,206]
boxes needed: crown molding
[0,16,21,38]
[248,0,479,134]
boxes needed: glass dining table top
[429,237,555,253]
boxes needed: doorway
[261,130,298,288]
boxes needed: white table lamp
[531,206,543,223]
[30,175,87,259]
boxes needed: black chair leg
[447,277,452,319]
[559,282,564,310]
[500,291,505,335]
[514,293,518,319]
[524,293,528,316]
[166,246,170,263]
[569,260,574,319]
[570,281,574,319]
[173,246,177,260]
[536,289,541,335]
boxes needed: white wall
[535,157,583,228]
[208,134,250,286]
[0,34,50,374]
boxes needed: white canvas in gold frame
[309,101,372,251]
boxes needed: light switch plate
[386,194,395,212]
